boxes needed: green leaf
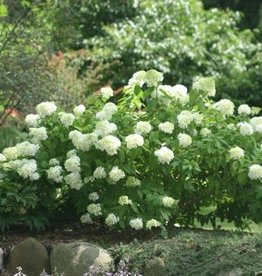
[134,85,141,96]
[0,4,7,16]
[237,172,248,185]
[131,204,139,214]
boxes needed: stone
[6,238,50,276]
[50,241,114,276]
[219,268,243,276]
[0,247,3,270]
[143,257,165,276]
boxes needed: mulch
[0,222,159,251]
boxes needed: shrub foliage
[0,69,262,231]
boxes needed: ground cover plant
[0,69,262,232]
[108,229,262,275]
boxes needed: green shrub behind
[83,0,262,106]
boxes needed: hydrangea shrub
[1,69,262,231]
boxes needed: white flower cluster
[29,127,48,144]
[125,134,144,149]
[238,104,251,115]
[177,133,192,148]
[213,99,235,117]
[151,85,170,105]
[94,120,117,137]
[154,146,174,164]
[0,153,6,162]
[248,164,262,180]
[126,176,141,187]
[129,218,143,230]
[36,102,57,118]
[16,142,40,158]
[64,151,83,189]
[47,165,63,183]
[96,135,121,155]
[162,196,175,207]
[101,87,114,101]
[200,128,211,137]
[89,192,99,202]
[251,107,261,116]
[177,111,194,129]
[193,112,203,125]
[59,112,75,128]
[64,172,83,190]
[25,114,40,127]
[172,84,189,105]
[93,166,107,179]
[49,158,60,166]
[109,166,125,183]
[128,69,163,87]
[158,122,174,134]
[118,195,132,206]
[135,121,152,135]
[155,85,174,102]
[8,159,39,181]
[128,70,146,87]
[238,122,254,136]
[2,146,18,160]
[229,147,245,160]
[96,102,117,121]
[3,142,39,161]
[80,213,92,224]
[69,130,98,151]
[227,124,236,131]
[84,176,95,184]
[105,213,119,226]
[64,153,81,173]
[146,219,161,230]
[73,104,86,117]
[192,77,216,97]
[87,203,102,216]
[250,117,262,133]
[155,84,189,106]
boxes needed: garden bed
[1,225,262,275]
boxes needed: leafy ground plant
[0,69,262,231]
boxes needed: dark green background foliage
[45,0,137,50]
[0,127,26,151]
[203,0,262,31]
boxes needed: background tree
[0,0,58,126]
[76,0,262,106]
[203,0,262,31]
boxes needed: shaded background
[0,0,262,146]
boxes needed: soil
[0,222,160,251]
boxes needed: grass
[195,219,262,233]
